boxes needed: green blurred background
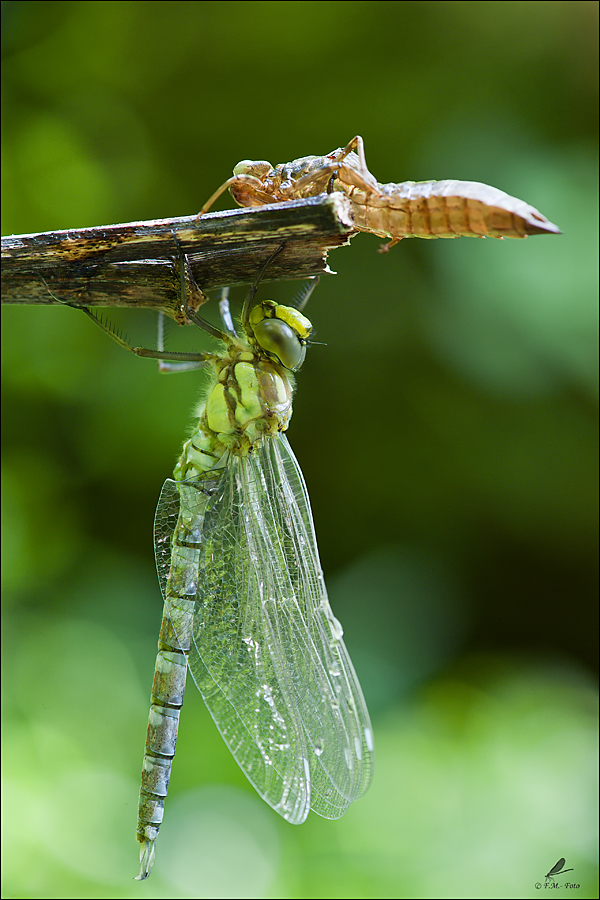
[2,2,598,897]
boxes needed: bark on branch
[1,195,356,321]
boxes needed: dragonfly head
[249,301,313,372]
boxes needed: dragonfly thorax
[175,349,295,482]
[175,302,312,484]
[208,355,293,436]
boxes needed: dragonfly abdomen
[136,528,199,878]
[137,647,187,824]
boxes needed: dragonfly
[199,135,560,249]
[545,859,575,885]
[74,244,374,880]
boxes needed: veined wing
[155,434,374,823]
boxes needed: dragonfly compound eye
[253,318,306,371]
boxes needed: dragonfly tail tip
[134,838,155,881]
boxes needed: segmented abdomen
[136,484,201,878]
[340,178,561,240]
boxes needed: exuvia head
[233,160,272,180]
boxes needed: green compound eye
[253,318,306,371]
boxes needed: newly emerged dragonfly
[77,245,374,880]
[200,135,560,249]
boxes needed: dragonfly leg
[326,137,369,190]
[172,245,206,323]
[240,244,286,328]
[336,135,365,168]
[292,276,320,312]
[218,287,236,335]
[287,162,339,196]
[169,235,233,345]
[156,285,235,373]
[154,310,213,373]
[377,237,402,253]
[40,252,218,366]
[75,304,219,366]
[196,174,273,218]
[286,137,377,199]
[196,175,240,217]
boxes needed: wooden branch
[1,195,356,321]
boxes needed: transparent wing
[154,434,374,823]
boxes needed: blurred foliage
[1,1,598,898]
